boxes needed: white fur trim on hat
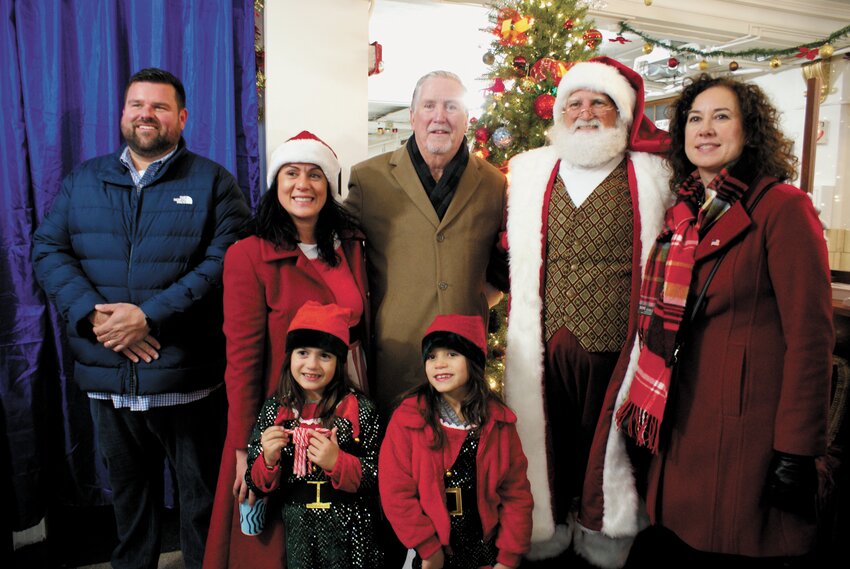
[266,130,341,195]
[554,61,637,127]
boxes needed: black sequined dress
[413,426,498,569]
[246,392,384,569]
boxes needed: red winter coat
[203,233,369,569]
[645,177,834,556]
[379,397,533,568]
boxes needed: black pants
[90,389,225,569]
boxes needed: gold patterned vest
[542,160,633,352]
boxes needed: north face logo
[173,195,193,205]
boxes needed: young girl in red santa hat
[379,314,533,569]
[244,301,383,568]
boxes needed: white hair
[411,70,467,109]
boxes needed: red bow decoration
[609,36,631,44]
[795,47,819,60]
[285,424,332,477]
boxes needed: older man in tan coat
[347,70,506,415]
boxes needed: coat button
[436,233,445,242]
[438,281,448,291]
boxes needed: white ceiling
[368,0,849,122]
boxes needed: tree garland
[618,21,850,61]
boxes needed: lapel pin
[711,239,720,246]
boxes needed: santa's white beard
[548,118,629,168]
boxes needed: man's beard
[121,120,179,158]
[548,118,629,168]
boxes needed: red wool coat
[644,178,834,556]
[378,397,533,568]
[203,233,369,569]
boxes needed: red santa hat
[286,301,352,360]
[554,56,669,154]
[422,314,487,368]
[266,130,342,195]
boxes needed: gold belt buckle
[306,481,331,509]
[446,486,463,517]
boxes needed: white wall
[752,58,850,269]
[751,58,849,227]
[264,0,371,196]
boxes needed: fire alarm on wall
[369,41,384,76]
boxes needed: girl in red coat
[379,314,533,569]
[245,301,384,569]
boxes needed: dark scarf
[406,134,469,220]
[616,161,753,453]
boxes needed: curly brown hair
[667,73,798,191]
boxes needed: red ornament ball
[470,117,478,124]
[513,55,528,71]
[474,127,490,143]
[667,57,679,68]
[534,94,556,120]
[583,29,602,45]
[564,19,574,30]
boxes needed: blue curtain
[0,0,260,531]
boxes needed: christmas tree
[473,0,600,388]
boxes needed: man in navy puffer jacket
[32,68,250,569]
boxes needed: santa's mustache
[570,118,603,132]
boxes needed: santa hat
[422,314,487,368]
[286,301,352,361]
[266,131,342,195]
[554,56,669,154]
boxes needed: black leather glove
[764,451,817,519]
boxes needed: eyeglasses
[563,97,615,117]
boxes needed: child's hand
[260,426,291,469]
[307,427,340,471]
[421,548,444,569]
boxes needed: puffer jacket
[32,139,250,394]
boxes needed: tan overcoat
[347,145,506,412]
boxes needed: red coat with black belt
[379,396,533,568]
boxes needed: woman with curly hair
[204,131,370,569]
[617,74,833,567]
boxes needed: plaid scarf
[616,166,749,452]
[407,134,469,220]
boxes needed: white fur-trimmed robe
[504,146,673,567]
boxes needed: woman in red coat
[203,131,370,569]
[615,75,834,567]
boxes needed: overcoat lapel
[694,202,752,261]
[440,157,481,228]
[389,146,440,228]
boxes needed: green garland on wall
[618,21,850,60]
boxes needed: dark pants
[90,389,225,569]
[544,327,619,521]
